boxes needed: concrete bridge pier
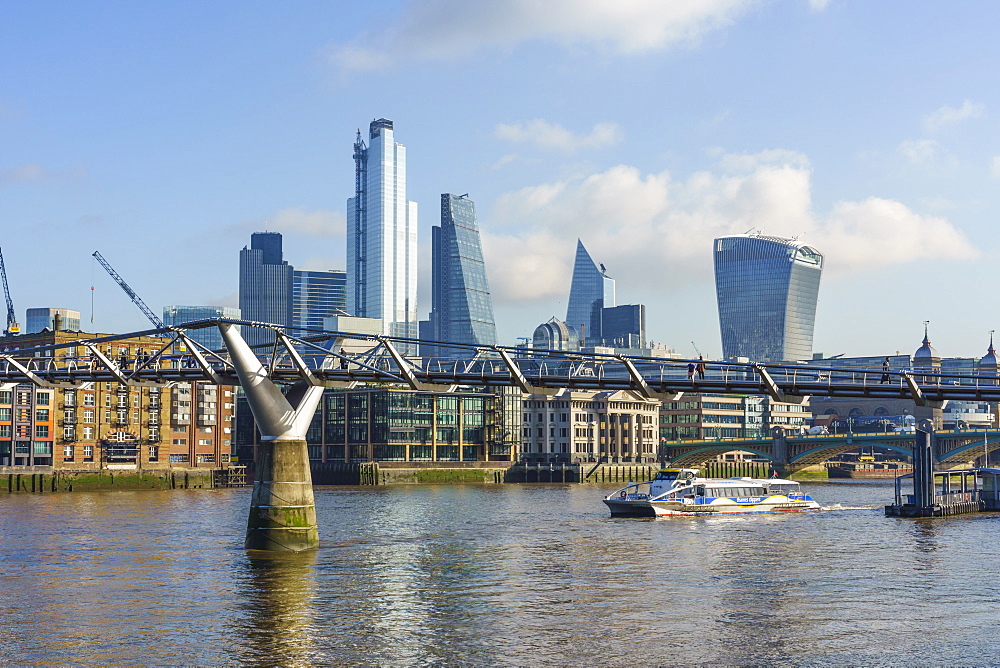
[220,323,324,552]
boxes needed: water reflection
[233,551,319,666]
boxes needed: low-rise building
[236,386,519,466]
[520,390,660,464]
[659,394,812,441]
[0,329,234,470]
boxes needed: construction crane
[0,247,20,335]
[691,341,702,357]
[92,251,166,331]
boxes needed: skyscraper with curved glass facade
[714,234,823,362]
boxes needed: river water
[2,480,1000,666]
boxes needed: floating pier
[885,421,1000,517]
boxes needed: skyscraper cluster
[238,118,497,357]
[235,117,827,364]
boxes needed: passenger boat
[603,468,821,517]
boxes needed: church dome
[981,334,998,370]
[914,325,937,360]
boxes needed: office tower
[566,240,615,346]
[714,233,823,362]
[347,118,418,346]
[423,194,497,357]
[239,232,293,348]
[162,305,241,350]
[601,304,646,348]
[25,308,81,333]
[292,270,347,333]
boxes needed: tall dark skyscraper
[714,233,823,362]
[239,232,293,347]
[566,240,615,346]
[292,269,347,333]
[422,193,497,356]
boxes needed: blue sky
[2,0,998,359]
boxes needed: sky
[2,0,999,360]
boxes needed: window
[35,425,49,438]
[0,425,11,438]
[0,407,10,421]
[148,446,159,461]
[198,439,211,446]
[0,391,10,404]
[63,444,74,459]
[173,438,187,446]
[169,454,189,463]
[83,410,94,423]
[82,427,94,439]
[196,454,215,463]
[83,394,95,407]
[83,445,94,460]
[36,393,51,406]
[36,409,49,422]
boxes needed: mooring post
[220,323,324,552]
[913,420,936,512]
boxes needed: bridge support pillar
[220,323,324,552]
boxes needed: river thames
[2,480,1000,666]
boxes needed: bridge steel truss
[4,318,1000,405]
[663,431,1000,469]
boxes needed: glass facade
[162,305,241,350]
[714,234,823,362]
[239,232,293,348]
[566,240,615,346]
[25,308,81,333]
[424,194,497,357]
[347,119,418,347]
[292,269,347,333]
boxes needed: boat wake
[821,503,881,511]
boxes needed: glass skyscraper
[713,234,823,362]
[566,240,615,346]
[239,231,293,348]
[292,270,347,333]
[163,305,241,350]
[423,194,497,356]
[25,308,81,333]
[347,119,418,345]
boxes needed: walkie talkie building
[714,234,823,362]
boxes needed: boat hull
[604,496,821,517]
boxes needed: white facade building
[347,118,418,346]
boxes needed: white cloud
[481,152,978,306]
[495,119,622,151]
[326,0,755,73]
[808,0,832,10]
[923,99,985,132]
[898,138,940,164]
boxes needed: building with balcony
[0,330,233,470]
[659,394,812,441]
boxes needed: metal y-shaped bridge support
[220,323,324,551]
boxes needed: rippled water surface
[3,480,1000,666]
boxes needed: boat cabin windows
[768,482,800,494]
[654,469,697,483]
[706,486,766,498]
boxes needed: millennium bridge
[3,319,998,550]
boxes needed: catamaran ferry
[603,468,821,517]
